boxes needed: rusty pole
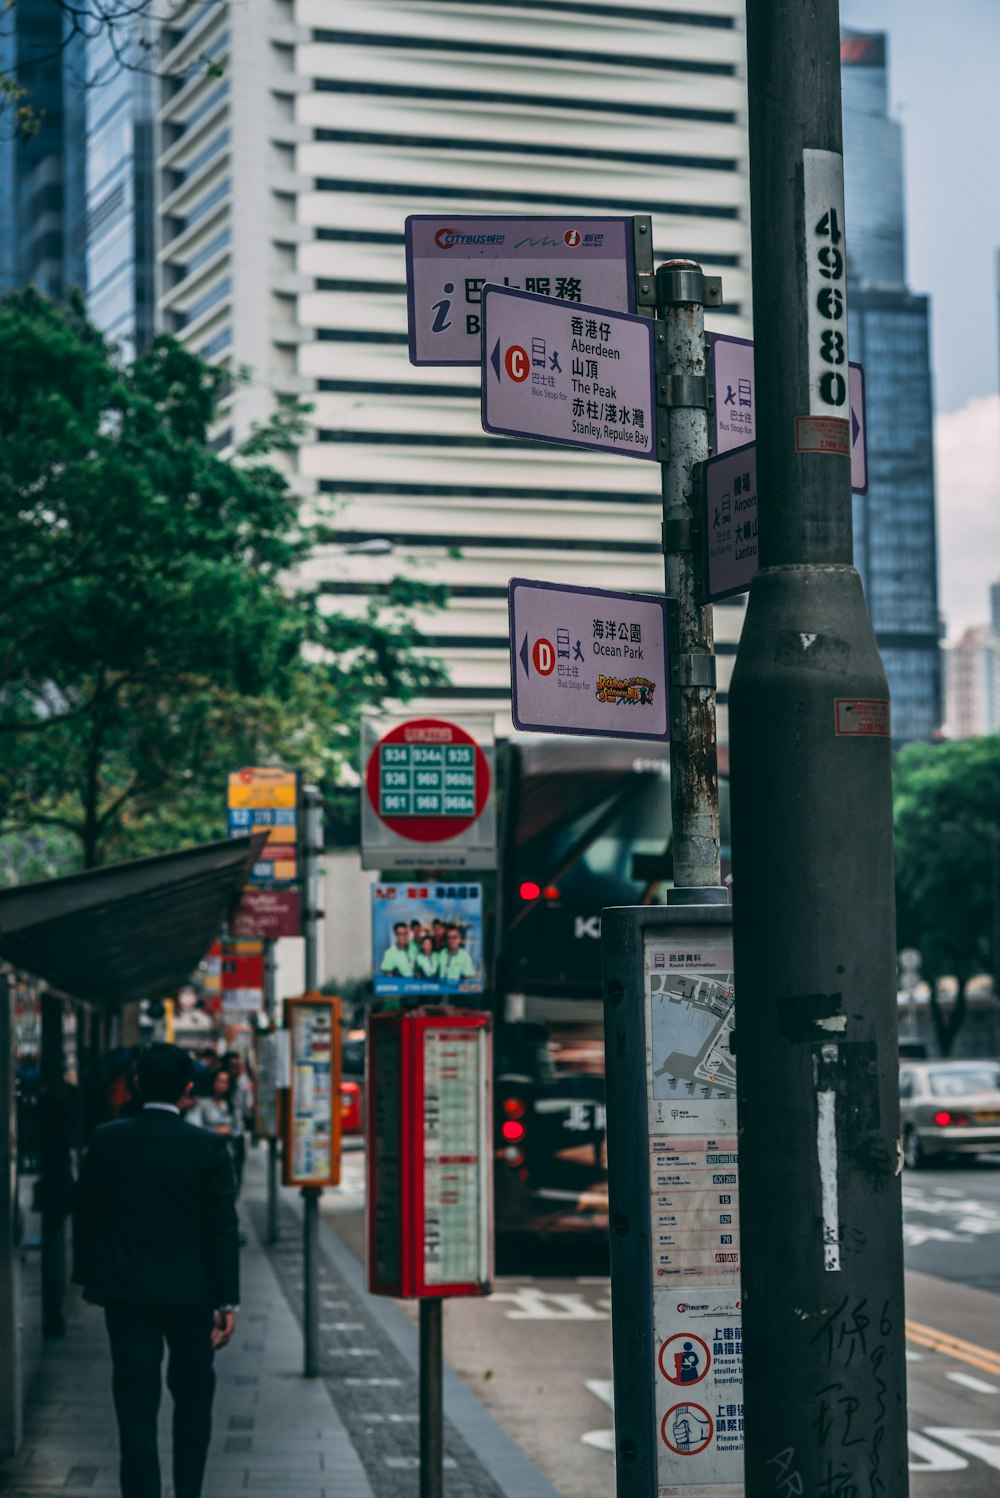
[656,261,722,894]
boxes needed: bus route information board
[282,993,341,1188]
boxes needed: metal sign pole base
[267,1138,279,1244]
[419,1297,444,1498]
[302,1186,321,1377]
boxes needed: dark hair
[136,1043,195,1104]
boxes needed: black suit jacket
[73,1107,239,1309]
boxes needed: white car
[899,1059,1000,1168]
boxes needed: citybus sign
[360,715,497,871]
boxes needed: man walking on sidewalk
[73,1043,240,1498]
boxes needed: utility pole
[656,260,723,897]
[301,782,323,1377]
[730,2,908,1491]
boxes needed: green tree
[893,736,1000,987]
[0,290,445,869]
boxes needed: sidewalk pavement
[0,1151,560,1498]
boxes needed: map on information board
[646,942,736,1124]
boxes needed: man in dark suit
[74,1043,240,1498]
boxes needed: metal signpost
[282,992,341,1379]
[482,285,657,460]
[367,1010,493,1498]
[360,714,496,872]
[710,332,868,493]
[405,213,650,365]
[508,577,669,740]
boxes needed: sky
[841,0,1000,639]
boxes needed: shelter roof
[0,834,266,1005]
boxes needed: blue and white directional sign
[709,334,868,494]
[483,287,657,461]
[405,215,637,366]
[509,578,669,741]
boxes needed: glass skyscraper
[0,0,86,299]
[842,30,942,743]
[83,29,156,349]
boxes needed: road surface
[325,1149,1000,1495]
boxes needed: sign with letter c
[505,344,529,382]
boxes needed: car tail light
[932,1110,972,1126]
[503,1096,527,1119]
[502,1119,525,1142]
[519,881,541,901]
[543,884,560,900]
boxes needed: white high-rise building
[946,626,1000,740]
[155,0,751,736]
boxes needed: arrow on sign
[491,338,501,383]
[519,633,530,677]
[852,406,860,448]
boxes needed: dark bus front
[493,735,730,1236]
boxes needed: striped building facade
[155,0,752,735]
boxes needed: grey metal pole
[300,787,323,1374]
[302,784,323,992]
[264,940,279,1245]
[419,1297,444,1498]
[39,992,66,1338]
[731,1,908,1491]
[302,1186,320,1377]
[656,261,722,895]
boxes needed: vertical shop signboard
[282,993,342,1188]
[603,904,743,1497]
[367,1009,493,1298]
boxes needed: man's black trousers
[104,1303,216,1498]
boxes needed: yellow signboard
[227,767,298,810]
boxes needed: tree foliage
[0,290,445,869]
[893,736,1000,984]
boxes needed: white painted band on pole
[816,1070,841,1272]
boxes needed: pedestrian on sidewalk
[73,1042,240,1498]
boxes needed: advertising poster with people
[372,883,484,999]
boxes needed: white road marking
[490,1288,608,1320]
[905,1349,924,1362]
[576,1277,610,1285]
[581,1430,615,1452]
[359,1413,418,1423]
[924,1428,1000,1470]
[321,1322,366,1332]
[343,1376,401,1386]
[908,1431,969,1471]
[581,1380,615,1454]
[946,1371,1000,1395]
[384,1456,458,1469]
[585,1380,614,1410]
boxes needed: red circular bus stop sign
[365,718,491,846]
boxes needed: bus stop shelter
[0,833,265,1454]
